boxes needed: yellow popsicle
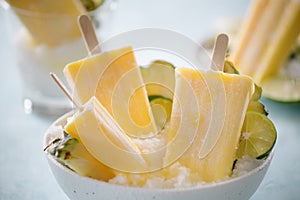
[64,46,157,138]
[66,97,147,172]
[237,0,287,77]
[255,0,300,83]
[231,0,300,84]
[6,0,85,47]
[232,0,270,66]
[165,68,254,182]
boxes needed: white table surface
[0,0,299,199]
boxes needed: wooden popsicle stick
[210,33,229,71]
[50,72,81,109]
[49,15,101,110]
[78,14,101,55]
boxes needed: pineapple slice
[64,46,157,137]
[49,136,115,181]
[165,68,254,182]
[6,0,86,47]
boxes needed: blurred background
[0,0,299,199]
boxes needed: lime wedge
[80,0,105,11]
[150,97,172,130]
[224,60,239,74]
[237,111,277,159]
[251,84,262,101]
[261,75,300,102]
[247,101,268,116]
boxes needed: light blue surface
[0,0,299,199]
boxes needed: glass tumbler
[1,0,101,116]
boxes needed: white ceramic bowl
[44,112,273,200]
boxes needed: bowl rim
[43,110,274,192]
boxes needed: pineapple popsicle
[65,97,149,173]
[165,68,254,182]
[6,0,86,47]
[64,46,158,138]
[231,0,300,84]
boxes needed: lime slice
[261,75,300,102]
[150,97,172,130]
[237,111,277,159]
[140,60,175,100]
[247,101,268,116]
[151,60,175,69]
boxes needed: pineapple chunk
[49,136,115,181]
[64,46,157,137]
[6,0,85,47]
[66,97,148,172]
[165,68,254,182]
